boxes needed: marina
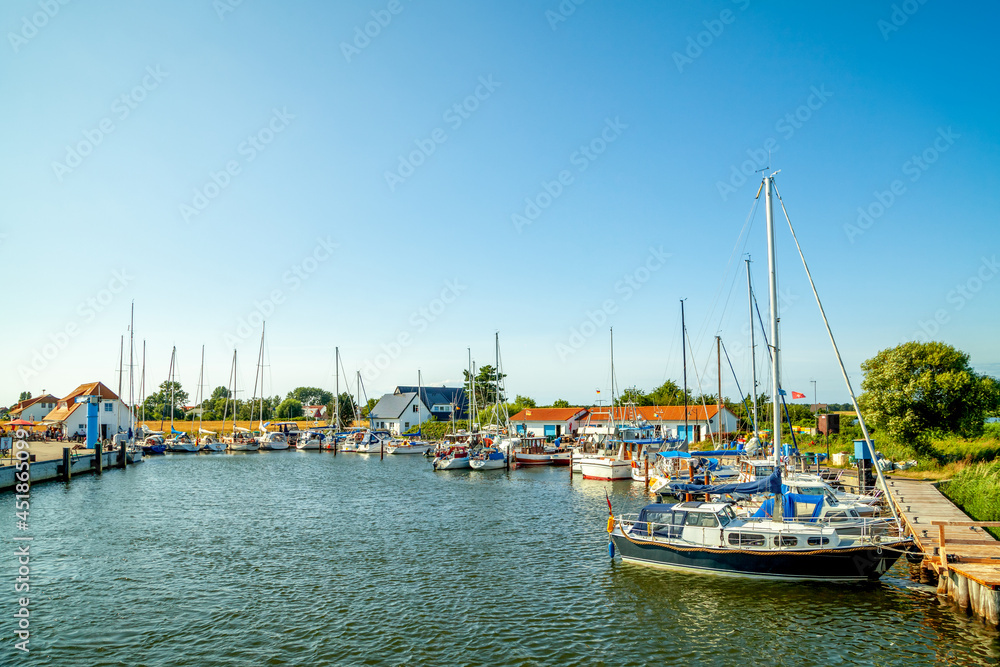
[2,452,998,665]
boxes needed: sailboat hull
[610,531,908,582]
[580,458,633,480]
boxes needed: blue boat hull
[611,531,908,582]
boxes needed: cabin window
[774,535,797,547]
[826,511,848,523]
[671,512,687,526]
[807,537,830,546]
[686,513,719,528]
[727,533,765,547]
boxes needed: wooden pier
[885,476,1000,627]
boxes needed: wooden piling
[644,457,649,492]
[119,441,127,468]
[95,442,103,475]
[62,447,71,482]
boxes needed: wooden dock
[885,476,1000,627]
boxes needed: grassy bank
[939,460,1000,539]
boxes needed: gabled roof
[370,392,420,420]
[9,394,58,415]
[394,386,466,416]
[510,407,589,423]
[43,382,121,423]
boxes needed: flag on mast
[791,391,806,399]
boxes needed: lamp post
[811,380,817,409]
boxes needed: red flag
[605,489,613,516]
[791,391,806,399]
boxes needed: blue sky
[2,0,998,409]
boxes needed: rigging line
[770,177,901,527]
[684,324,718,447]
[720,339,754,427]
[716,197,764,338]
[693,192,762,352]
[749,280,797,447]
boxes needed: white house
[9,393,59,422]
[304,404,327,420]
[368,392,432,435]
[509,407,590,439]
[41,381,131,441]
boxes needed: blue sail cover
[751,493,825,520]
[667,469,782,496]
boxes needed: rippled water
[2,452,998,666]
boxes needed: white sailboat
[163,347,199,452]
[579,329,631,480]
[223,348,259,452]
[193,345,225,452]
[252,324,289,451]
[471,333,509,471]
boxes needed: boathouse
[510,407,589,439]
[582,405,739,442]
[40,382,130,440]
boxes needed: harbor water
[3,453,999,666]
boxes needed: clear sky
[2,0,998,409]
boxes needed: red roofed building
[582,404,738,442]
[42,381,131,441]
[9,394,59,422]
[509,407,590,438]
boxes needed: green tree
[616,386,651,406]
[551,399,570,408]
[859,341,1000,443]
[143,381,189,420]
[513,395,536,411]
[18,391,32,402]
[326,393,358,426]
[287,386,333,407]
[463,364,507,408]
[648,380,691,405]
[362,397,378,418]
[276,398,303,419]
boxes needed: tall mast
[765,174,782,467]
[141,340,146,425]
[198,345,205,436]
[468,347,474,431]
[169,346,176,433]
[681,300,688,443]
[128,302,135,437]
[257,323,265,428]
[334,347,340,430]
[746,257,758,436]
[417,369,422,436]
[716,335,722,443]
[116,334,123,434]
[610,328,616,430]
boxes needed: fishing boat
[608,172,913,580]
[512,435,554,466]
[356,429,391,454]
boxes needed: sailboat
[579,329,632,480]
[163,347,199,452]
[192,345,225,452]
[471,333,510,470]
[223,348,258,451]
[252,324,289,451]
[433,350,477,471]
[608,172,913,581]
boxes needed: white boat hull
[296,441,321,450]
[513,452,551,466]
[260,442,289,451]
[579,457,633,480]
[228,442,259,451]
[433,456,471,470]
[469,458,505,470]
[167,443,201,453]
[387,444,432,455]
[201,443,226,452]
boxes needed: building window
[104,403,113,412]
[404,422,409,429]
[413,405,419,413]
